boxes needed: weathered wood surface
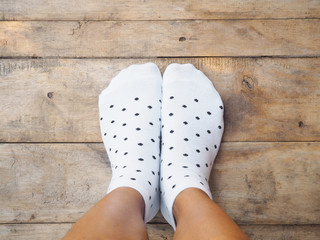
[1,224,320,240]
[1,58,319,143]
[1,143,319,224]
[0,0,319,20]
[0,224,173,240]
[0,20,319,57]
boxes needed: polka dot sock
[98,63,162,223]
[160,63,224,229]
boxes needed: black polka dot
[218,125,222,129]
[152,155,156,160]
[194,99,199,102]
[168,163,172,166]
[183,154,188,157]
[104,133,107,136]
[170,96,174,99]
[151,138,155,142]
[182,166,188,168]
[182,105,187,108]
[159,118,161,121]
[100,117,103,120]
[169,113,174,116]
[196,133,200,137]
[122,108,126,111]
[214,145,217,149]
[123,166,127,168]
[134,97,139,101]
[135,113,140,116]
[138,158,144,161]
[131,178,136,180]
[196,149,200,153]
[113,135,117,138]
[159,99,162,103]
[148,181,152,186]
[111,120,115,124]
[136,170,141,172]
[138,143,143,146]
[196,164,200,167]
[120,175,123,177]
[170,130,174,133]
[205,163,208,167]
[110,105,114,108]
[168,176,172,179]
[183,121,188,125]
[220,105,223,109]
[124,152,128,155]
[109,148,111,151]
[169,146,174,150]
[149,196,151,200]
[184,138,189,141]
[124,137,128,141]
[162,125,164,128]
[200,182,204,185]
[115,166,118,169]
[172,184,176,189]
[149,122,153,126]
[195,116,200,120]
[136,127,141,131]
[152,171,155,175]
[122,123,127,126]
[206,147,209,151]
[207,130,211,134]
[161,177,163,181]
[115,150,118,154]
[207,111,212,115]
[184,175,190,177]
[148,105,152,109]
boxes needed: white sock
[98,63,162,223]
[160,63,224,229]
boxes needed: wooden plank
[0,223,172,240]
[0,58,319,142]
[242,225,320,240]
[0,20,319,57]
[0,224,320,240]
[0,0,319,20]
[0,143,319,224]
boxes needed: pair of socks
[98,63,224,229]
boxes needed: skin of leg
[62,187,149,240]
[173,188,250,240]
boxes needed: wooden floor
[0,1,320,239]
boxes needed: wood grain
[0,20,319,57]
[0,224,320,240]
[1,143,319,224]
[1,0,319,20]
[1,58,319,142]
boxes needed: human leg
[173,188,249,240]
[63,62,163,239]
[63,187,148,240]
[160,63,249,239]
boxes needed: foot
[160,63,224,229]
[98,62,162,222]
